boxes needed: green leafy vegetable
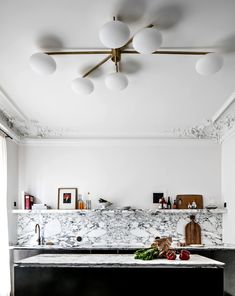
[134,247,159,260]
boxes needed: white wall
[18,139,221,210]
[7,139,18,244]
[222,133,235,244]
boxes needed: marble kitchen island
[14,253,224,296]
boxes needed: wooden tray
[176,194,203,209]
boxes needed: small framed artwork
[58,188,77,210]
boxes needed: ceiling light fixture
[29,16,224,95]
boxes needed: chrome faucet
[35,224,41,245]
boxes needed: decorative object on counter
[134,237,191,261]
[187,201,197,209]
[45,241,54,245]
[77,194,86,209]
[205,205,218,209]
[58,188,77,210]
[153,192,164,203]
[32,204,49,210]
[24,194,34,210]
[21,191,27,209]
[173,199,177,209]
[151,237,172,257]
[166,249,177,260]
[159,196,167,209]
[134,237,172,260]
[205,198,218,209]
[85,192,92,210]
[179,249,190,260]
[120,206,131,210]
[185,215,201,246]
[176,194,203,209]
[167,196,172,209]
[21,191,35,210]
[134,247,160,260]
[98,198,113,209]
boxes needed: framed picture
[58,188,77,210]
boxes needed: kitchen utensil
[185,215,201,245]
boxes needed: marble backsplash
[16,209,223,247]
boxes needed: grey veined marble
[15,254,224,268]
[16,209,223,247]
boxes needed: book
[23,193,34,209]
[21,191,26,209]
[25,195,31,210]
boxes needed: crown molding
[0,84,235,144]
[212,92,235,123]
[20,137,216,147]
[0,86,28,141]
[0,119,21,143]
[0,87,27,121]
[173,91,235,143]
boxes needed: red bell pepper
[179,249,190,260]
[166,250,177,260]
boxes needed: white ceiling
[0,0,235,138]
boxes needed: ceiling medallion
[29,17,224,95]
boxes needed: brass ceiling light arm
[82,54,112,78]
[46,50,112,55]
[121,50,211,55]
[45,49,210,56]
[115,62,119,72]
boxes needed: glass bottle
[78,194,85,210]
[86,192,92,210]
[167,196,172,209]
[161,197,167,209]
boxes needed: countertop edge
[9,245,235,250]
[14,263,224,268]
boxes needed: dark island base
[15,266,223,296]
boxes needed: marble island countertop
[14,253,224,268]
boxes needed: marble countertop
[9,243,235,250]
[14,254,224,268]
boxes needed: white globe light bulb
[99,20,130,49]
[133,28,163,54]
[29,53,56,75]
[196,53,223,75]
[71,77,94,95]
[105,72,128,91]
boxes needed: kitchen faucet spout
[35,223,41,245]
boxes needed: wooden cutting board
[185,215,201,245]
[176,194,203,209]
